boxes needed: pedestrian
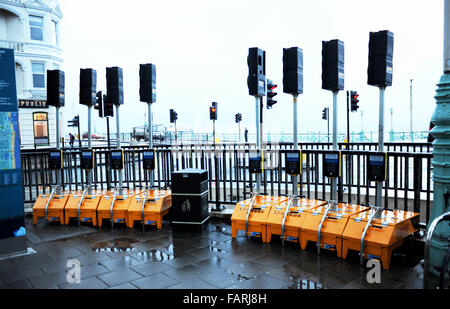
[69,133,75,147]
[244,128,248,143]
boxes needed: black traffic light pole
[209,102,223,212]
[213,120,215,144]
[327,108,330,143]
[346,91,350,146]
[77,117,81,148]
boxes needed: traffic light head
[170,109,178,123]
[267,80,278,109]
[94,91,103,118]
[103,95,114,117]
[322,108,328,120]
[235,113,242,123]
[247,47,266,97]
[350,91,360,112]
[210,106,217,121]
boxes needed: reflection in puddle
[289,278,327,289]
[132,249,174,262]
[209,246,227,253]
[92,238,139,252]
[226,270,255,282]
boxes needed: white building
[0,0,63,149]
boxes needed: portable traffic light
[267,80,278,109]
[68,115,79,127]
[368,30,394,87]
[139,63,156,103]
[283,47,303,95]
[106,67,124,105]
[210,106,217,120]
[94,91,103,118]
[47,69,65,107]
[170,109,178,123]
[350,91,360,112]
[322,108,328,120]
[322,40,345,92]
[103,95,114,117]
[79,68,97,106]
[247,47,266,96]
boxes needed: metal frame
[44,185,59,218]
[141,187,150,231]
[109,189,119,229]
[244,192,258,236]
[76,185,90,226]
[359,206,381,265]
[317,201,334,255]
[281,194,294,247]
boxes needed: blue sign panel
[0,48,25,241]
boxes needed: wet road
[0,216,424,289]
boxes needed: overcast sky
[59,0,443,136]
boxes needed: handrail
[423,210,450,289]
[109,189,119,229]
[141,187,150,231]
[244,193,258,236]
[76,185,90,226]
[317,201,335,255]
[360,206,381,265]
[281,195,294,247]
[44,185,59,218]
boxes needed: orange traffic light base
[127,189,172,229]
[63,188,106,226]
[341,209,419,270]
[97,189,136,228]
[231,194,288,242]
[265,197,328,244]
[33,187,70,225]
[299,202,370,256]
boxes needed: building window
[33,112,49,145]
[32,62,45,88]
[52,20,58,45]
[29,15,44,41]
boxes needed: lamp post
[410,79,414,142]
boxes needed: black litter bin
[171,168,209,232]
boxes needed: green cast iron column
[428,0,450,279]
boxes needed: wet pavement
[0,216,425,289]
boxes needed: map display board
[0,48,25,241]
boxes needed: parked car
[82,132,103,140]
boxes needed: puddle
[92,238,139,252]
[212,225,233,236]
[209,246,227,253]
[226,270,256,282]
[289,278,327,289]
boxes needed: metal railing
[21,142,433,227]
